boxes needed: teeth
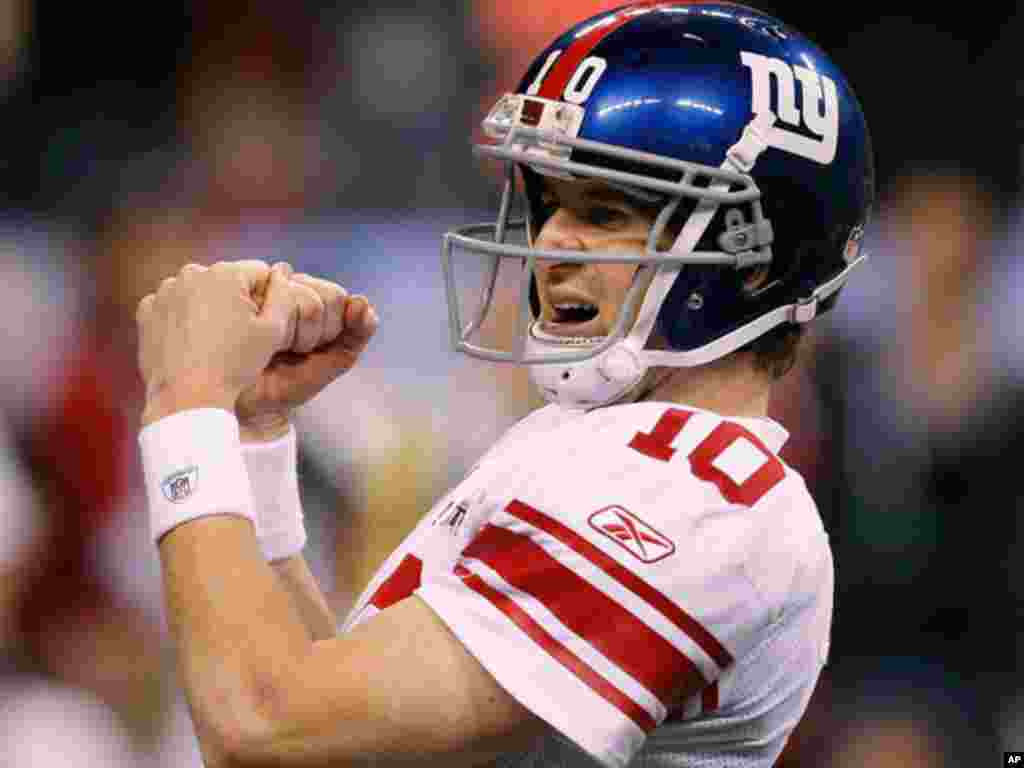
[532,324,606,345]
[553,303,596,311]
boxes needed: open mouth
[538,301,604,339]
[552,302,599,324]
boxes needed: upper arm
[237,595,548,767]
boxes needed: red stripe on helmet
[536,2,668,101]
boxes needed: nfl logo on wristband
[162,465,198,503]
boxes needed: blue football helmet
[442,1,873,408]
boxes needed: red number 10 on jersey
[362,408,784,629]
[629,408,785,507]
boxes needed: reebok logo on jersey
[434,498,470,533]
[589,506,675,563]
[433,490,487,535]
[161,466,198,503]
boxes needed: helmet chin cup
[598,344,642,384]
[526,328,646,410]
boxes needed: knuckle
[328,283,349,306]
[326,289,347,326]
[298,289,325,322]
[136,294,154,323]
[306,276,348,311]
[277,315,295,344]
[212,259,261,275]
[241,260,272,282]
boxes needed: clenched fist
[237,268,378,439]
[137,260,377,430]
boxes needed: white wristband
[139,408,254,545]
[242,425,307,562]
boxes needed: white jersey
[341,402,833,768]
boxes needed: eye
[585,205,628,228]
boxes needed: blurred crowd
[1,1,1022,765]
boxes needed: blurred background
[0,0,1021,764]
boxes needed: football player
[136,3,873,767]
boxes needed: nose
[534,209,586,269]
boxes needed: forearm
[135,260,379,763]
[240,420,336,642]
[269,555,337,641]
[159,516,312,764]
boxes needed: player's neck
[643,352,772,419]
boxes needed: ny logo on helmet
[740,51,838,165]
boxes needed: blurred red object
[474,0,628,57]
[16,323,141,645]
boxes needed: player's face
[532,178,660,339]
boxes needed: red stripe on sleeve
[369,554,422,610]
[463,524,707,708]
[536,2,666,100]
[454,564,657,733]
[506,500,734,670]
